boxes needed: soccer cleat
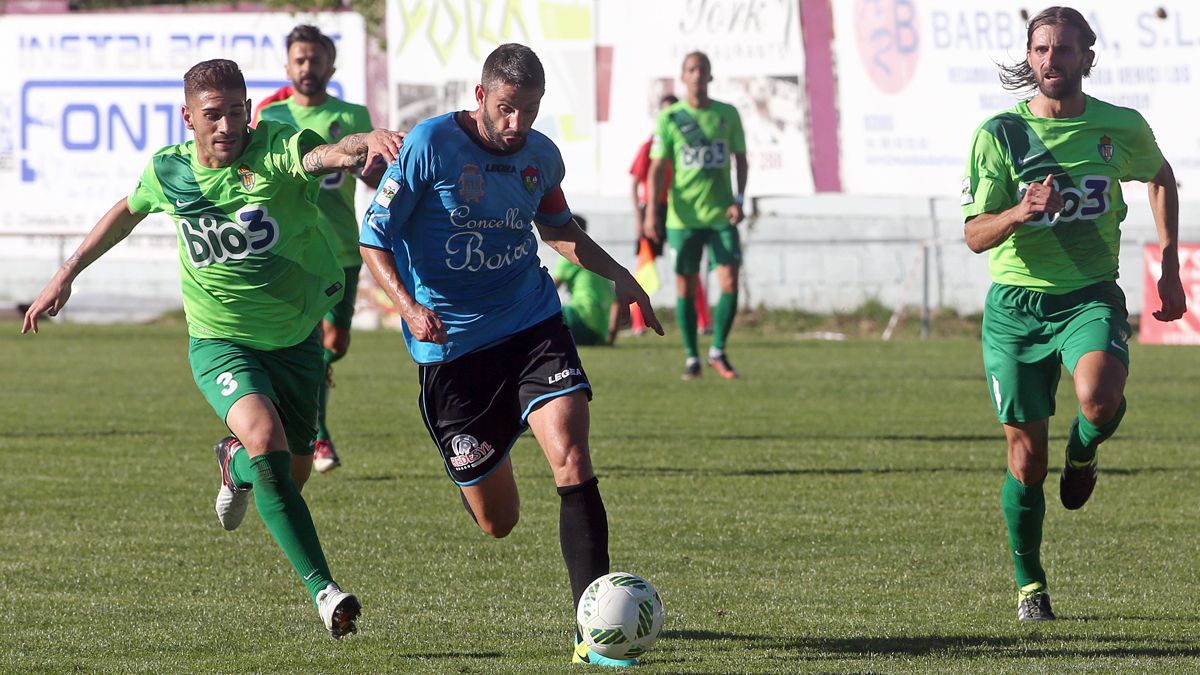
[572,636,639,667]
[1016,584,1055,621]
[681,359,701,381]
[706,352,738,379]
[214,436,251,531]
[1060,422,1098,510]
[313,439,342,474]
[316,583,361,639]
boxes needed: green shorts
[981,281,1130,424]
[188,328,324,455]
[666,226,742,275]
[324,265,361,330]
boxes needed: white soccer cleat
[312,439,341,474]
[316,583,361,639]
[214,436,252,531]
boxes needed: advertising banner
[597,0,811,198]
[1139,242,1200,344]
[0,12,367,235]
[833,1,1200,199]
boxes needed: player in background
[645,51,747,380]
[359,43,661,667]
[629,93,712,336]
[552,215,620,346]
[254,25,378,474]
[22,59,403,638]
[962,6,1185,621]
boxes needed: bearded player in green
[22,59,402,637]
[254,25,377,474]
[645,51,748,380]
[963,7,1186,621]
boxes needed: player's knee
[550,446,593,485]
[1079,392,1122,426]
[477,510,519,538]
[1006,438,1047,483]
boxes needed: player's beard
[293,73,330,97]
[481,110,527,151]
[1035,64,1084,100]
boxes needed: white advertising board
[386,0,598,194]
[834,1,1200,198]
[0,12,367,236]
[597,0,811,198]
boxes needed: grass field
[3,321,1199,673]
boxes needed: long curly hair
[998,6,1096,93]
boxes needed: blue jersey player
[359,43,662,667]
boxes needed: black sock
[558,476,610,608]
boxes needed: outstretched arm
[302,129,404,177]
[23,198,147,333]
[1148,160,1186,321]
[536,218,663,336]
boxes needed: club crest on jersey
[328,121,342,140]
[237,164,255,191]
[1098,135,1114,163]
[521,166,540,194]
[459,163,485,203]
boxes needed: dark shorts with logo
[418,314,592,486]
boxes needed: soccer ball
[576,572,665,660]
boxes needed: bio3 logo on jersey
[1018,175,1112,227]
[179,205,280,267]
[679,140,729,170]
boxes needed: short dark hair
[183,59,246,100]
[481,43,545,91]
[999,6,1096,92]
[659,94,679,107]
[682,51,711,74]
[287,24,337,63]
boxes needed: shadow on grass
[401,650,505,659]
[603,465,1187,478]
[665,629,1200,659]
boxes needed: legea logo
[855,0,920,94]
[179,205,280,268]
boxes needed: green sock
[1001,470,1046,589]
[711,292,737,351]
[676,297,699,359]
[247,451,334,602]
[1067,398,1126,466]
[317,350,334,441]
[228,447,255,489]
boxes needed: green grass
[2,322,1199,673]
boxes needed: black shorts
[637,203,668,257]
[418,314,592,486]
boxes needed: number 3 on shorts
[216,371,239,396]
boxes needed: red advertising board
[1139,243,1200,344]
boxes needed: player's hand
[642,210,662,244]
[22,277,72,334]
[402,302,447,344]
[1018,174,1063,222]
[364,129,405,172]
[615,274,663,336]
[1154,266,1187,322]
[727,203,745,226]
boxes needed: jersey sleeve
[126,157,168,214]
[360,131,432,251]
[649,110,672,161]
[261,123,326,182]
[728,106,747,155]
[535,142,573,227]
[1123,111,1166,183]
[961,125,1016,221]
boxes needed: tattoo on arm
[302,146,330,175]
[303,133,369,175]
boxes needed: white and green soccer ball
[576,572,665,660]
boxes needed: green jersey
[962,96,1164,293]
[127,120,345,350]
[256,96,373,267]
[650,99,746,230]
[554,257,615,338]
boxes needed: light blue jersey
[361,112,573,364]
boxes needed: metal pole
[921,241,930,340]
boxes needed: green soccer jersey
[554,257,615,338]
[256,96,373,267]
[650,99,746,230]
[127,120,345,350]
[962,95,1164,293]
